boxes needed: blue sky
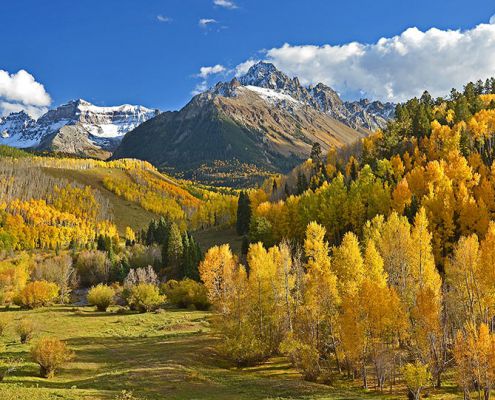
[1,0,495,116]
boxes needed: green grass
[194,227,243,256]
[0,306,463,400]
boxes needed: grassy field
[0,306,463,400]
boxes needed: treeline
[0,215,204,305]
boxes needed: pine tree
[166,223,184,279]
[236,192,252,236]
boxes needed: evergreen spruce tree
[236,191,252,236]
[166,223,183,278]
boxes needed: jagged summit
[205,61,395,131]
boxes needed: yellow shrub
[16,319,36,343]
[87,284,115,312]
[31,337,74,378]
[14,280,59,308]
[127,284,164,313]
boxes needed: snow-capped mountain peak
[0,100,159,154]
[225,61,395,131]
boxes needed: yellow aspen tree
[247,242,282,355]
[446,235,482,327]
[199,244,239,314]
[479,222,495,325]
[363,240,387,289]
[331,232,364,298]
[376,212,413,303]
[454,323,495,400]
[410,208,442,297]
[411,287,446,387]
[276,240,297,333]
[391,178,412,214]
[282,222,340,381]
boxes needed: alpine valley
[1,62,394,185]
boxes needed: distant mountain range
[1,62,395,184]
[113,62,395,185]
[0,100,159,158]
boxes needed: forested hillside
[199,78,495,399]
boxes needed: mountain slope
[114,62,392,185]
[0,100,159,158]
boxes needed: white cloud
[199,18,218,28]
[0,101,48,119]
[191,81,208,96]
[197,64,226,79]
[0,69,51,118]
[157,15,172,23]
[490,14,495,24]
[213,0,237,9]
[234,21,495,102]
[234,59,258,76]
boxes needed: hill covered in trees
[198,77,495,399]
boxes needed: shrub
[0,314,11,336]
[32,254,74,303]
[31,337,74,378]
[14,280,59,308]
[127,284,164,313]
[87,284,115,312]
[16,319,36,343]
[75,250,111,287]
[161,279,210,310]
[280,335,320,382]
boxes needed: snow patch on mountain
[244,86,302,106]
[0,99,159,151]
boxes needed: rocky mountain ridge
[0,99,159,157]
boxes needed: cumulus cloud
[191,81,208,96]
[197,64,226,79]
[213,0,237,9]
[234,59,258,76]
[490,14,495,24]
[199,18,218,28]
[234,20,495,102]
[157,15,172,23]
[0,69,51,118]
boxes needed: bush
[14,280,59,308]
[161,279,210,310]
[75,250,111,287]
[280,335,320,382]
[87,284,115,312]
[16,319,36,343]
[127,284,164,313]
[31,337,74,378]
[0,314,11,336]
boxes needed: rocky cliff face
[0,100,159,158]
[236,62,395,131]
